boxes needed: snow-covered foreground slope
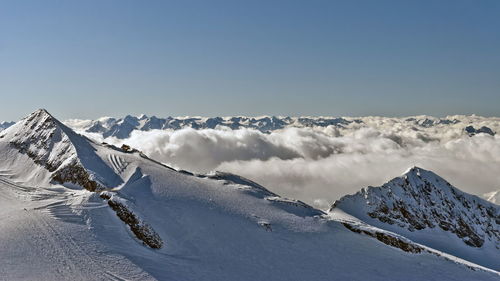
[331,167,500,270]
[0,178,153,280]
[0,110,499,280]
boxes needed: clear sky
[1,0,499,121]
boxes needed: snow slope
[0,177,154,280]
[331,167,500,270]
[0,110,498,280]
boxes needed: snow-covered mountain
[0,110,499,280]
[330,167,500,270]
[0,109,121,190]
[64,114,498,139]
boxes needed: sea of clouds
[78,116,500,209]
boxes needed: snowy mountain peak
[31,107,51,116]
[402,165,425,177]
[11,108,76,141]
[0,109,121,191]
[330,166,500,269]
[2,109,77,169]
[22,108,57,128]
[400,166,450,190]
[23,108,58,125]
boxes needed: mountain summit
[0,109,121,190]
[330,166,500,269]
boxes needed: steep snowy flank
[330,167,500,270]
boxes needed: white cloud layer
[79,116,500,209]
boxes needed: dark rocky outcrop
[51,163,101,192]
[100,194,163,249]
[342,223,423,254]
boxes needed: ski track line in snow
[0,182,87,280]
[44,201,86,225]
[108,154,127,174]
[0,178,151,281]
[0,185,101,280]
[0,176,64,201]
[0,176,35,193]
[36,213,137,281]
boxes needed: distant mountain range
[59,114,497,139]
[2,114,497,140]
[65,115,355,138]
[0,109,498,280]
[0,121,14,131]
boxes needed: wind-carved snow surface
[65,114,500,208]
[0,110,499,280]
[331,167,500,270]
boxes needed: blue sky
[1,0,499,120]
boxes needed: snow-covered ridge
[331,167,500,269]
[62,114,499,139]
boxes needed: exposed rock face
[52,163,101,191]
[331,167,500,249]
[100,193,163,249]
[342,223,423,254]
